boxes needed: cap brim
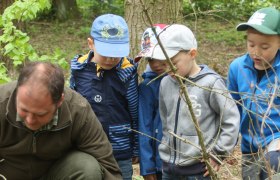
[151,45,179,60]
[134,56,142,63]
[94,39,129,57]
[134,47,155,62]
[236,23,277,35]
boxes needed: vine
[0,0,68,83]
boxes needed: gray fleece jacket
[158,65,240,167]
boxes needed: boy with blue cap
[227,7,280,180]
[70,14,138,180]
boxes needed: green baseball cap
[236,7,280,35]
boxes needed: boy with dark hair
[70,14,138,180]
[136,24,168,180]
[227,7,280,180]
[0,62,121,180]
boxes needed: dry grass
[132,146,242,179]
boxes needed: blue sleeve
[227,62,242,113]
[138,80,157,175]
[69,54,87,90]
[126,71,139,157]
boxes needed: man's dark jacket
[0,81,122,180]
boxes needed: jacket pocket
[158,136,172,162]
[178,135,199,164]
[109,124,131,151]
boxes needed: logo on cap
[101,25,124,39]
[248,12,266,25]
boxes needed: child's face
[88,38,121,70]
[93,52,121,70]
[247,28,280,70]
[169,50,196,78]
[148,59,168,75]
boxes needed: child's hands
[143,174,157,180]
[132,157,139,164]
[203,158,220,177]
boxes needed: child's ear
[87,37,94,50]
[189,48,197,59]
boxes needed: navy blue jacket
[70,51,139,160]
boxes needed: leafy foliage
[0,0,68,83]
[1,0,279,84]
[76,0,124,18]
[0,63,11,83]
[183,0,279,20]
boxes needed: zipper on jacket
[152,128,158,162]
[30,121,72,154]
[32,134,37,153]
[172,97,181,164]
[249,69,261,115]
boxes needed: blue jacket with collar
[228,50,280,153]
[70,51,139,160]
[139,66,165,176]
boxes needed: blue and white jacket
[70,50,139,160]
[228,50,280,153]
[139,65,165,176]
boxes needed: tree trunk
[0,0,14,14]
[53,0,80,20]
[124,0,183,79]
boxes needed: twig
[168,130,223,165]
[139,0,218,178]
[147,71,167,85]
[127,127,203,162]
[261,76,277,133]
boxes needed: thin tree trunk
[0,0,14,14]
[125,0,183,79]
[53,0,80,20]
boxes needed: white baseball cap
[151,24,197,60]
[134,24,167,62]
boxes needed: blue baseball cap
[91,14,129,57]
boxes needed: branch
[139,0,218,178]
[168,130,223,165]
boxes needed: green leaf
[4,43,14,55]
[39,55,50,61]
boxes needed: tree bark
[0,0,14,14]
[124,0,183,78]
[52,0,80,20]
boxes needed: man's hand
[143,174,157,180]
[203,158,220,177]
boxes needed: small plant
[0,63,11,84]
[0,0,68,82]
[76,0,124,18]
[183,0,279,20]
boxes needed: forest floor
[26,17,246,179]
